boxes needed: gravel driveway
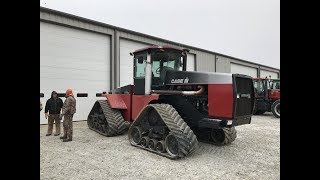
[40,113,280,180]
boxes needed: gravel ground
[40,113,280,180]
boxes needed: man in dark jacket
[44,91,63,136]
[60,89,76,142]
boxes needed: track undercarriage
[128,104,198,159]
[87,101,237,159]
[87,100,129,136]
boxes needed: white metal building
[40,7,280,124]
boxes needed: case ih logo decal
[171,77,189,84]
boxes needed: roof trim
[40,6,280,71]
[133,45,183,54]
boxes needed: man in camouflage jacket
[60,89,76,142]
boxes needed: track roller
[141,137,150,147]
[148,139,158,150]
[156,140,166,153]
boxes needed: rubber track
[129,104,199,159]
[88,100,128,136]
[196,127,237,146]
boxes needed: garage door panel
[231,63,257,78]
[187,53,195,71]
[41,23,109,44]
[40,67,107,81]
[40,42,109,62]
[40,21,110,124]
[40,79,107,93]
[41,42,108,59]
[40,56,108,71]
[40,36,108,51]
[260,70,278,79]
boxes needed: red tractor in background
[253,77,280,118]
[87,45,255,159]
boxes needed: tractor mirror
[138,57,144,64]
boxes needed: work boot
[60,136,67,139]
[62,138,72,142]
[46,134,51,136]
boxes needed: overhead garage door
[119,39,150,87]
[187,53,196,71]
[260,70,279,79]
[40,22,111,124]
[231,63,258,78]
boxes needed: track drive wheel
[210,127,237,146]
[128,126,142,145]
[165,133,180,158]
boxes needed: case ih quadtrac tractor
[253,78,280,118]
[87,46,255,159]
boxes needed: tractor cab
[253,77,280,117]
[131,46,189,95]
[253,77,280,99]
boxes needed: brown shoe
[46,134,51,136]
[54,133,60,136]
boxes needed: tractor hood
[164,70,233,85]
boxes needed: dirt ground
[40,113,280,180]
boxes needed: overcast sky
[40,0,280,69]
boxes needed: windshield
[134,50,183,85]
[151,51,182,78]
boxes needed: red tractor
[253,78,280,118]
[87,46,255,159]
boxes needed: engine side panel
[208,84,234,119]
[105,94,127,109]
[165,70,233,85]
[132,94,160,121]
[105,94,132,122]
[269,89,280,99]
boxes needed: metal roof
[40,6,280,71]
